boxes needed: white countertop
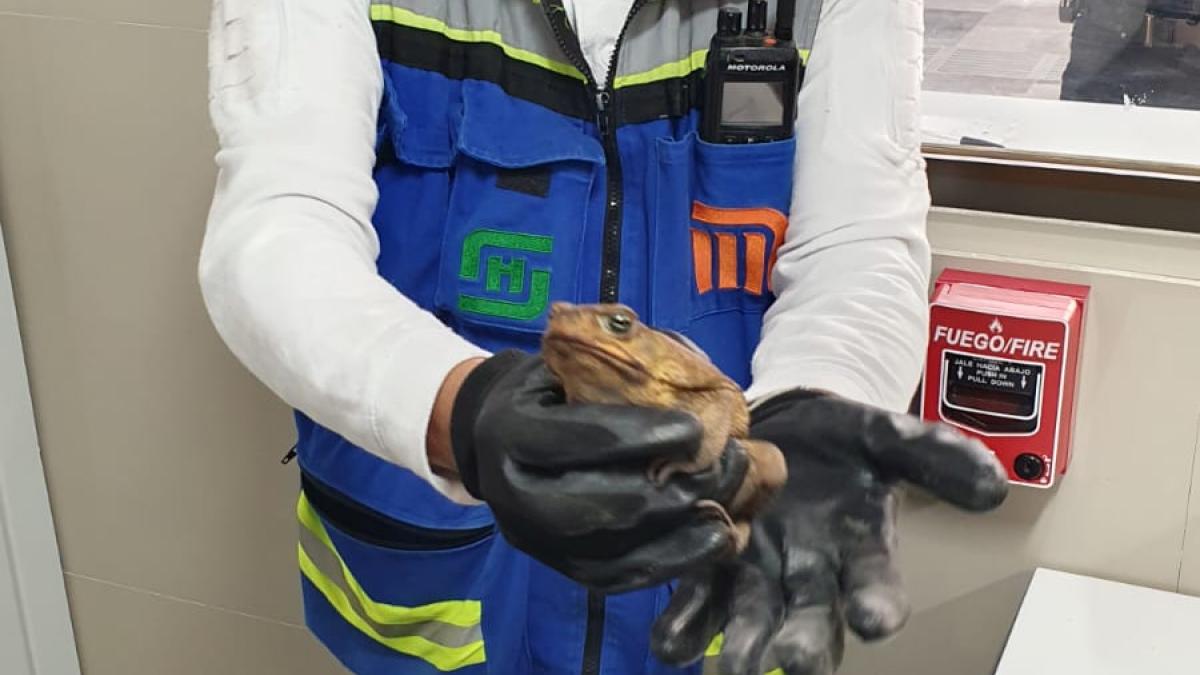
[996,568,1200,675]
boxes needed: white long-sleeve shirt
[200,0,931,504]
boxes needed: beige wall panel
[927,208,1200,281]
[1177,417,1200,595]
[65,574,342,675]
[0,1,207,31]
[841,571,1031,675]
[0,13,305,627]
[839,211,1200,674]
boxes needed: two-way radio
[702,0,804,144]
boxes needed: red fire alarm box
[921,270,1089,488]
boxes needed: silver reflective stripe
[376,0,571,69]
[793,0,825,52]
[614,0,722,82]
[377,0,826,85]
[615,0,827,82]
[379,0,717,82]
[298,526,483,649]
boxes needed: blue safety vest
[294,2,800,672]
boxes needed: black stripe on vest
[373,21,705,127]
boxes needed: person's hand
[650,389,1008,675]
[450,350,751,593]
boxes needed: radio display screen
[721,81,786,126]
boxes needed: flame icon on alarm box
[989,318,1004,333]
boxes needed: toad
[541,302,787,553]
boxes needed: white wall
[0,221,79,675]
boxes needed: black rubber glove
[451,350,750,593]
[650,389,1009,675]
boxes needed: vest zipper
[581,590,606,675]
[539,7,648,672]
[542,0,649,304]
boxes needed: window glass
[922,0,1200,172]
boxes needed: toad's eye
[605,313,633,335]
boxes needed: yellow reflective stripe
[614,49,708,89]
[298,544,485,671]
[297,494,486,670]
[614,48,811,89]
[300,527,483,649]
[703,634,784,675]
[369,4,586,82]
[297,494,481,628]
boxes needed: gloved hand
[451,349,751,593]
[650,389,1008,675]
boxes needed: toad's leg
[694,499,741,554]
[647,399,736,484]
[693,500,752,555]
[730,520,752,554]
[729,438,787,518]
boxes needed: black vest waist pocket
[301,470,494,551]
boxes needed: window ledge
[922,91,1200,180]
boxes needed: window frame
[925,146,1200,235]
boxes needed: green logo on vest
[458,229,553,321]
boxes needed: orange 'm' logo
[690,202,788,296]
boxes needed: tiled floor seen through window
[925,0,1073,100]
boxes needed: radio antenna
[774,0,796,41]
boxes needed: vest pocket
[433,81,604,353]
[301,472,494,550]
[649,133,795,386]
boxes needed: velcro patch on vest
[495,167,552,198]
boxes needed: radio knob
[1013,453,1046,481]
[717,8,743,37]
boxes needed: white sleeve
[744,0,931,413]
[200,0,486,503]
